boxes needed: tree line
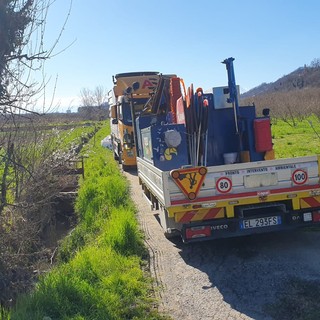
[241,87,320,125]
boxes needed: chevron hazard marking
[300,196,320,209]
[175,207,224,223]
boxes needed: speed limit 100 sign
[216,177,232,193]
[292,169,308,185]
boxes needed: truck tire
[122,164,130,172]
[111,137,119,160]
[164,229,181,240]
[118,151,122,164]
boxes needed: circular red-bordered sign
[216,177,232,193]
[292,169,308,185]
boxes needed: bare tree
[0,1,82,305]
[0,0,72,115]
[0,0,77,219]
[79,85,108,107]
[0,0,73,212]
[310,58,320,69]
[79,87,95,107]
[241,88,320,124]
[79,85,109,120]
[93,85,107,106]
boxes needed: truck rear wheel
[164,229,181,240]
[122,164,130,172]
[118,151,122,164]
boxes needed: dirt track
[124,169,320,320]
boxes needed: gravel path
[124,170,320,320]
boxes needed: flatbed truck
[108,72,160,170]
[122,58,320,243]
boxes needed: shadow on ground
[177,230,320,320]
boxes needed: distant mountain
[241,61,320,99]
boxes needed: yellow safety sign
[170,167,207,200]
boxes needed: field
[272,115,320,158]
[0,114,319,319]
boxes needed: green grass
[98,206,145,257]
[48,122,101,152]
[12,248,150,319]
[7,122,168,320]
[272,115,320,158]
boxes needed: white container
[212,85,240,109]
[223,152,238,164]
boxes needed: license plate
[240,216,281,229]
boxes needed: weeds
[7,123,168,320]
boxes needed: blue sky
[40,0,320,112]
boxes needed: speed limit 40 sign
[292,169,308,185]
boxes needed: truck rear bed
[137,155,320,242]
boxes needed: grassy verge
[272,114,320,158]
[6,123,168,320]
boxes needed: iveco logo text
[211,224,228,230]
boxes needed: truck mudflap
[182,208,320,243]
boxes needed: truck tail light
[185,226,211,239]
[312,210,320,222]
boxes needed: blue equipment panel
[141,124,189,171]
[136,114,166,157]
[205,106,265,166]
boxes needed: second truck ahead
[111,58,320,243]
[108,72,160,171]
